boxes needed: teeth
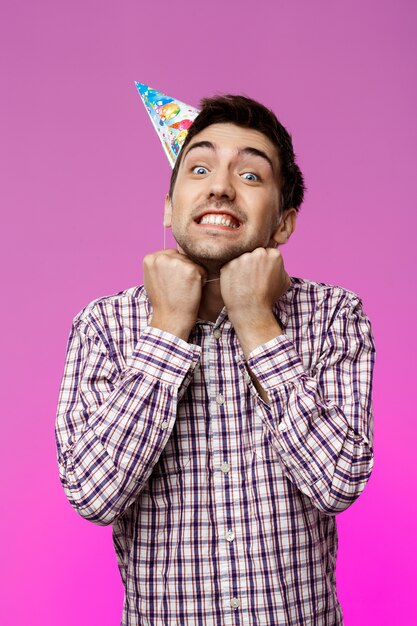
[199,213,238,228]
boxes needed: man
[56,94,375,626]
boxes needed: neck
[198,274,224,322]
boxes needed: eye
[241,172,259,182]
[192,166,209,175]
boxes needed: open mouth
[196,213,240,229]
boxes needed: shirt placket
[206,322,242,626]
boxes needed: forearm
[246,328,375,515]
[58,375,174,525]
[56,325,201,525]
[255,378,373,514]
[233,311,284,404]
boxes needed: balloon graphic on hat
[135,82,200,168]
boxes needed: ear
[164,194,172,228]
[272,208,297,246]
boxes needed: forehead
[183,122,280,167]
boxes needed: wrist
[229,306,279,333]
[231,311,283,358]
[150,313,195,342]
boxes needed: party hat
[135,82,200,168]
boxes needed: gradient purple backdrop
[1,1,416,624]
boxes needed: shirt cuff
[247,334,305,387]
[126,326,201,386]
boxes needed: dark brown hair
[168,94,305,212]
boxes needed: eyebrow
[183,141,216,159]
[183,141,275,171]
[238,147,274,172]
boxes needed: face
[165,123,288,272]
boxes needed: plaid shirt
[56,277,375,626]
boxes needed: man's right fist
[143,249,207,341]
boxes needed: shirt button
[161,420,169,430]
[220,462,230,474]
[213,328,221,339]
[216,393,225,405]
[230,597,240,609]
[244,371,251,385]
[225,530,235,542]
[278,421,287,431]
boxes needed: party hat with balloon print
[135,82,200,168]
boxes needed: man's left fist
[219,247,290,332]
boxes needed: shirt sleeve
[55,314,201,526]
[246,294,375,515]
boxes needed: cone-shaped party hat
[135,82,200,168]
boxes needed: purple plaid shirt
[56,277,375,626]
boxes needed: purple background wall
[1,1,416,624]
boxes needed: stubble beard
[175,236,251,273]
[172,226,275,274]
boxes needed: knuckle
[268,248,281,260]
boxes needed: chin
[181,243,245,268]
[174,230,268,267]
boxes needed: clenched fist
[220,247,290,356]
[143,249,207,341]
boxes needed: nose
[208,166,236,202]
